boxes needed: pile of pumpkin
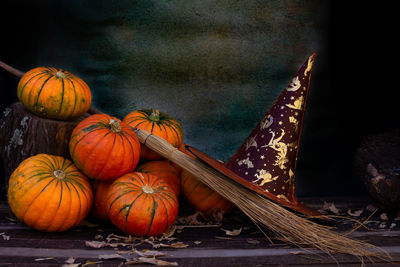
[7,67,232,236]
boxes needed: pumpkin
[180,146,233,214]
[17,67,91,120]
[91,180,113,220]
[69,114,141,181]
[136,160,181,197]
[123,109,183,160]
[107,172,178,237]
[8,154,93,232]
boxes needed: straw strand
[133,128,391,262]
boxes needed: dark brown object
[354,129,400,213]
[0,102,88,182]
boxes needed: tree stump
[0,102,89,185]
[354,129,400,213]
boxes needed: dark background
[0,1,398,199]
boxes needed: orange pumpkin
[8,154,93,232]
[123,109,183,160]
[107,172,178,237]
[136,160,181,197]
[69,114,141,181]
[180,146,233,214]
[91,180,113,220]
[17,67,91,120]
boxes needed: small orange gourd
[17,67,91,120]
[123,109,183,160]
[8,154,93,232]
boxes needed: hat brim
[185,145,332,222]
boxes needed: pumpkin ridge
[120,131,139,170]
[95,133,117,179]
[67,180,83,227]
[23,178,57,224]
[155,191,179,207]
[58,78,65,116]
[107,188,136,215]
[183,180,203,199]
[144,194,157,236]
[157,196,170,233]
[123,192,144,233]
[65,77,78,119]
[132,173,146,186]
[81,131,112,177]
[54,180,72,231]
[33,75,53,110]
[18,71,47,100]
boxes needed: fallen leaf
[85,240,107,248]
[215,236,232,240]
[390,223,397,229]
[34,257,55,261]
[379,222,387,228]
[246,238,260,244]
[65,257,76,264]
[139,250,165,257]
[98,254,126,260]
[81,260,103,266]
[321,201,340,214]
[170,242,189,249]
[126,257,178,266]
[0,232,10,241]
[94,234,103,240]
[193,241,202,245]
[380,213,389,221]
[220,227,242,236]
[61,264,80,267]
[347,209,364,217]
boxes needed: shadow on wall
[0,1,398,199]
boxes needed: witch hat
[186,53,328,220]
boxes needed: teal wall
[1,1,396,197]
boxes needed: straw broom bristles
[133,128,391,262]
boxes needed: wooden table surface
[0,197,400,266]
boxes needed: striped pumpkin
[107,172,179,237]
[180,146,233,214]
[123,109,183,160]
[8,154,93,232]
[17,67,91,120]
[136,160,181,197]
[69,114,141,181]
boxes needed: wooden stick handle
[0,61,25,78]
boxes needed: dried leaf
[321,201,340,214]
[0,232,10,241]
[85,240,107,248]
[65,257,76,264]
[170,242,189,249]
[347,209,364,217]
[220,227,242,236]
[140,250,166,257]
[390,223,397,229]
[126,257,178,266]
[380,213,389,221]
[81,261,103,266]
[215,236,232,240]
[98,254,126,260]
[34,257,55,261]
[61,264,81,267]
[94,234,103,240]
[193,241,202,245]
[246,238,260,244]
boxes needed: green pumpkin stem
[149,109,160,122]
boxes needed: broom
[0,61,391,262]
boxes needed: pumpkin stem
[142,184,154,194]
[53,170,66,180]
[109,119,122,133]
[149,109,160,122]
[55,70,66,79]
